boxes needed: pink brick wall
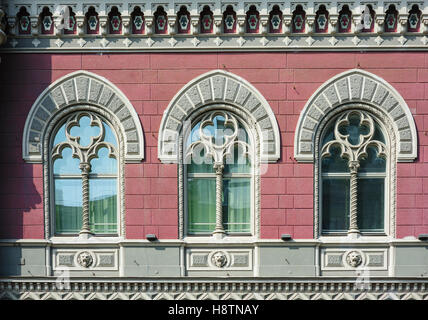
[1,52,428,239]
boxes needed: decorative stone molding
[158,69,280,163]
[321,248,388,271]
[294,69,417,163]
[1,279,428,300]
[313,103,397,238]
[22,70,144,163]
[187,249,253,271]
[76,251,94,268]
[4,1,428,50]
[53,249,118,270]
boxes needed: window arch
[319,109,389,236]
[51,112,119,235]
[294,69,418,239]
[184,109,253,236]
[159,70,281,240]
[23,70,144,238]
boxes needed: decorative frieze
[187,249,253,271]
[321,248,388,271]
[2,1,428,50]
[53,249,118,270]
[1,279,428,300]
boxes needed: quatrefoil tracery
[321,110,387,168]
[186,111,251,166]
[52,112,117,167]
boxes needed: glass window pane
[90,147,117,175]
[89,179,117,234]
[53,123,67,146]
[103,122,117,147]
[373,122,386,144]
[69,116,101,147]
[322,178,350,232]
[321,145,349,173]
[224,145,251,174]
[338,113,369,145]
[53,147,81,175]
[321,121,335,145]
[359,146,386,173]
[187,178,216,233]
[223,178,251,233]
[357,178,384,231]
[186,147,214,173]
[55,178,82,234]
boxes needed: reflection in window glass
[187,178,216,233]
[89,179,117,233]
[322,178,349,232]
[357,178,384,231]
[55,179,83,233]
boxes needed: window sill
[318,234,393,244]
[183,236,257,244]
[49,236,123,245]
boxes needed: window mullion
[348,161,360,235]
[213,163,225,237]
[80,162,92,236]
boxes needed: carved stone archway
[294,69,418,163]
[158,69,280,163]
[22,70,144,163]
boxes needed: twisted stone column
[79,162,92,236]
[348,161,360,235]
[213,162,225,237]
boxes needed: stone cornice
[1,278,428,300]
[2,1,428,51]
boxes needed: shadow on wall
[0,53,49,240]
[0,53,51,276]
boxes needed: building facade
[0,0,428,300]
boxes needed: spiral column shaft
[348,161,360,235]
[213,163,225,236]
[80,163,92,235]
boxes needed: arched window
[319,110,388,235]
[51,112,118,235]
[184,110,253,236]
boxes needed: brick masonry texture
[1,52,428,239]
